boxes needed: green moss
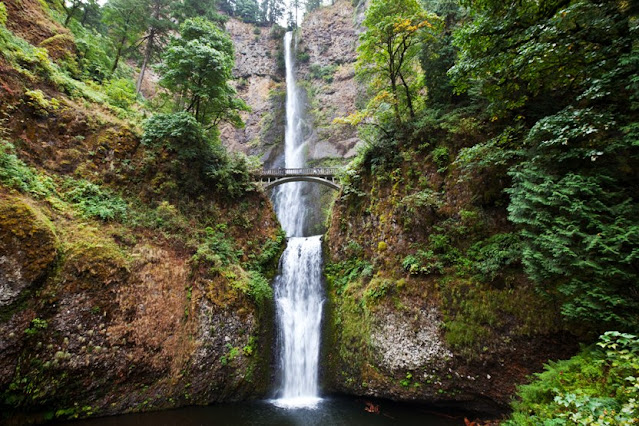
[61,228,128,290]
[0,195,59,283]
[0,2,7,27]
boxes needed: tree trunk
[399,72,414,119]
[112,37,126,73]
[136,29,155,95]
[64,1,79,26]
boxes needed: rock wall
[0,3,286,417]
[220,20,285,166]
[297,0,364,163]
[322,126,578,414]
[0,192,281,420]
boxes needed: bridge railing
[257,168,339,177]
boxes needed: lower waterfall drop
[272,236,324,408]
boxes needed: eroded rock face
[220,20,285,165]
[0,197,279,419]
[0,195,58,307]
[297,0,364,162]
[221,1,363,166]
[370,309,453,373]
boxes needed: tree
[419,0,467,106]
[235,0,260,23]
[452,0,639,330]
[305,0,321,14]
[260,0,285,25]
[61,0,84,26]
[135,0,176,94]
[102,0,148,73]
[158,18,249,126]
[357,0,438,123]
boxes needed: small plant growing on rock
[24,318,48,336]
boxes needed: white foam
[270,396,323,410]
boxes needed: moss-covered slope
[0,0,285,422]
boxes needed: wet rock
[0,195,58,307]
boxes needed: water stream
[271,31,324,409]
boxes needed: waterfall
[271,31,324,409]
[273,31,307,238]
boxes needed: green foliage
[102,0,148,72]
[220,343,240,366]
[158,18,248,126]
[419,0,466,106]
[325,257,373,295]
[63,179,128,222]
[467,233,521,283]
[356,0,440,123]
[68,21,114,82]
[507,332,639,425]
[142,112,254,197]
[103,78,137,108]
[0,140,56,197]
[191,225,242,269]
[309,63,336,82]
[0,2,7,27]
[246,270,273,307]
[401,249,442,275]
[245,229,286,276]
[142,112,209,160]
[24,318,48,336]
[24,89,60,115]
[431,146,449,172]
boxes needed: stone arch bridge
[255,168,341,191]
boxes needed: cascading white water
[273,236,323,408]
[271,31,324,409]
[274,31,308,238]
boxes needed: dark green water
[57,396,465,426]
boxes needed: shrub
[104,78,137,109]
[142,112,209,160]
[246,270,273,306]
[0,140,56,197]
[63,179,128,222]
[401,249,442,275]
[507,331,639,425]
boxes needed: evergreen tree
[102,0,148,73]
[135,0,176,94]
[452,0,639,330]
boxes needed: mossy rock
[38,33,77,62]
[60,232,129,292]
[0,194,58,307]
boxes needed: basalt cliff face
[221,0,363,167]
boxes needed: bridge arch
[262,176,341,191]
[255,168,341,191]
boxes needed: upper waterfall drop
[273,31,308,238]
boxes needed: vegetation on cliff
[328,0,638,416]
[0,0,285,421]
